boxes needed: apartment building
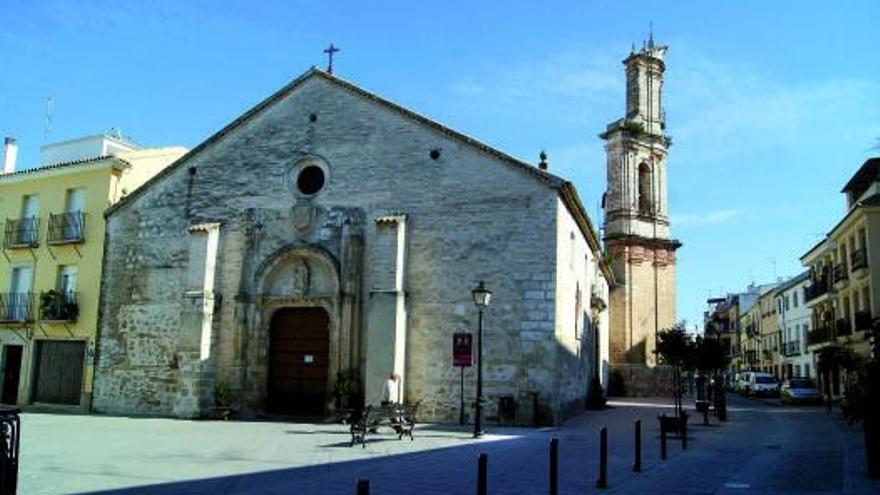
[775,271,812,379]
[801,157,879,398]
[0,134,185,411]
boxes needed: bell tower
[601,36,681,370]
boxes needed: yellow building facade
[0,142,184,411]
[801,158,880,399]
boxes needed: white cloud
[672,208,743,226]
[666,45,880,167]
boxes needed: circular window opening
[297,165,325,195]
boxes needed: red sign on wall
[453,333,473,367]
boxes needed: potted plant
[40,290,79,321]
[656,323,693,434]
[212,381,238,420]
[333,372,350,410]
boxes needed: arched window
[638,162,653,213]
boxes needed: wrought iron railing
[3,218,39,249]
[808,325,833,346]
[851,248,868,271]
[836,318,852,337]
[47,212,85,244]
[855,310,873,332]
[38,291,78,322]
[805,277,830,302]
[783,340,801,356]
[0,406,20,494]
[833,264,848,284]
[0,294,33,323]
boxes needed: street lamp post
[472,281,492,439]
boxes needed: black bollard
[633,420,642,472]
[719,390,728,422]
[549,437,558,495]
[597,426,608,489]
[681,418,688,450]
[660,414,667,460]
[477,453,488,495]
[356,478,370,495]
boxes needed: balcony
[783,340,801,357]
[833,263,849,288]
[3,218,39,248]
[47,212,85,245]
[851,248,868,273]
[836,318,852,337]
[744,350,757,364]
[0,293,34,323]
[808,325,833,346]
[38,291,79,322]
[804,276,830,303]
[855,310,873,332]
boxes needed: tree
[693,336,729,375]
[838,320,880,478]
[656,323,693,419]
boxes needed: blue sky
[2,1,879,329]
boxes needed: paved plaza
[22,396,880,494]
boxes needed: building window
[297,165,325,195]
[637,162,653,214]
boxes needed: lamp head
[472,281,492,309]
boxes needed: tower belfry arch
[601,36,681,385]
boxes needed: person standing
[381,373,400,406]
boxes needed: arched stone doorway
[248,243,361,418]
[267,306,330,415]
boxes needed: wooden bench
[349,402,419,448]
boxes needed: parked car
[734,372,750,394]
[780,378,822,405]
[746,373,779,397]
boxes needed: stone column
[365,214,408,406]
[339,216,364,404]
[174,222,221,418]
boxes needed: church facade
[91,68,612,424]
[601,41,681,394]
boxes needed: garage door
[33,341,85,405]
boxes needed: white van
[734,372,750,394]
[746,372,778,397]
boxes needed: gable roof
[0,155,128,183]
[106,68,614,285]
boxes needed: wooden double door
[268,307,330,416]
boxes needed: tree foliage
[656,323,692,368]
[693,336,730,373]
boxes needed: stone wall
[93,73,606,424]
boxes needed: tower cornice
[604,233,682,251]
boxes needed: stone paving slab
[19,397,880,494]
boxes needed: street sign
[453,333,473,367]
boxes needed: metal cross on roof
[323,43,340,74]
